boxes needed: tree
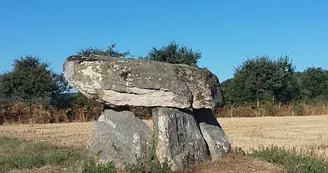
[0,74,4,101]
[299,67,328,100]
[77,43,130,57]
[50,73,73,108]
[272,57,300,104]
[0,56,70,104]
[224,55,296,106]
[145,41,201,66]
[221,78,254,105]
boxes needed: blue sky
[0,0,327,81]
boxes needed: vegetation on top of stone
[77,43,130,58]
[145,41,201,67]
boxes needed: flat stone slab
[63,55,222,109]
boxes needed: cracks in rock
[103,87,169,96]
[105,89,146,95]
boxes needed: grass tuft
[82,157,117,173]
[249,146,328,173]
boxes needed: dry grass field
[1,115,327,157]
[221,115,328,159]
[0,115,328,172]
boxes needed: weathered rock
[152,107,210,171]
[89,109,152,169]
[194,109,231,160]
[63,55,222,109]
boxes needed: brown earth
[181,153,284,173]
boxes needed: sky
[0,0,327,81]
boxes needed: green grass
[82,157,117,173]
[0,135,171,173]
[0,136,86,172]
[248,146,328,173]
[3,135,328,173]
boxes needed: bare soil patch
[180,153,285,173]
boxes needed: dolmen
[63,55,231,171]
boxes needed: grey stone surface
[152,107,210,171]
[63,55,222,109]
[89,109,152,169]
[194,109,231,160]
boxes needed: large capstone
[63,55,222,109]
[152,107,210,171]
[89,109,152,169]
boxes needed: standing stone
[152,107,210,171]
[194,109,231,160]
[89,109,152,169]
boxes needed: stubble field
[1,115,328,172]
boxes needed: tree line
[222,56,328,107]
[0,42,327,123]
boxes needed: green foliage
[0,136,85,172]
[71,92,103,121]
[249,146,328,173]
[124,158,171,173]
[75,92,96,109]
[146,41,201,66]
[222,55,297,105]
[299,67,328,100]
[50,73,73,108]
[82,158,117,173]
[77,43,130,57]
[51,92,76,109]
[0,56,70,105]
[221,77,254,105]
[222,57,328,110]
[0,75,4,100]
[273,57,300,103]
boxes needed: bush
[261,101,278,116]
[0,101,70,124]
[216,101,328,117]
[293,104,306,116]
[249,146,328,173]
[0,100,103,124]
